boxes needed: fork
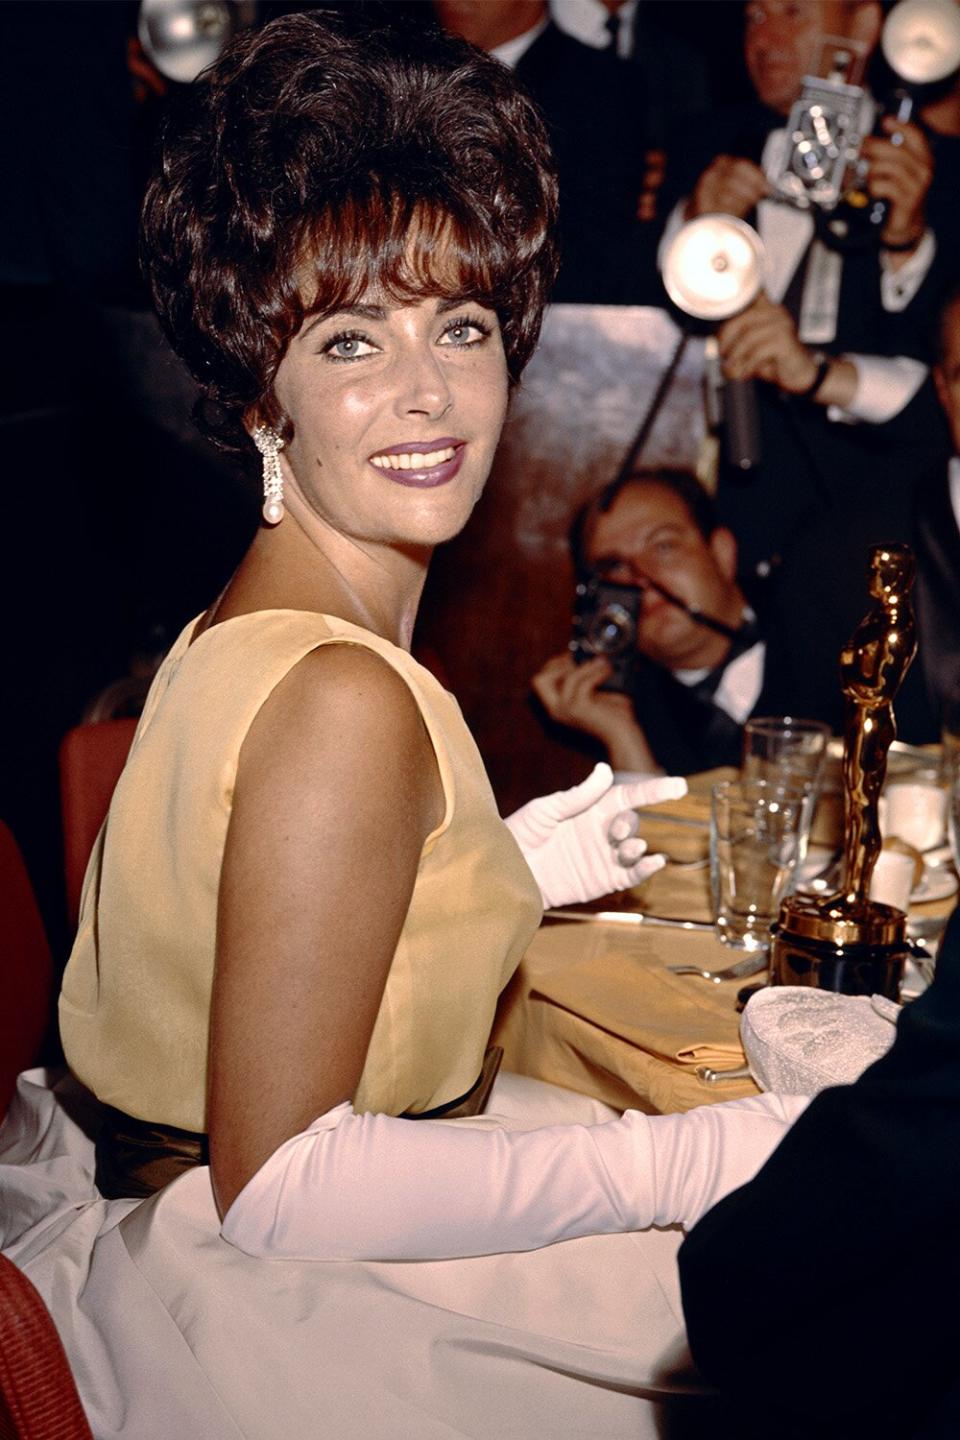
[667,953,769,983]
[695,1063,754,1083]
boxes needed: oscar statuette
[770,545,918,998]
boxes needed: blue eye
[439,317,491,347]
[323,332,377,361]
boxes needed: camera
[766,0,960,249]
[766,42,881,246]
[570,575,640,695]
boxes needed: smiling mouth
[368,441,465,489]
[371,445,457,471]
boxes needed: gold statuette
[771,545,917,998]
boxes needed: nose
[393,344,452,421]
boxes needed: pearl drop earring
[254,425,285,525]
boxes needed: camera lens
[587,603,635,656]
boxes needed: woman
[1,14,806,1438]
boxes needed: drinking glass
[741,716,831,872]
[710,780,807,952]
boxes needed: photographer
[658,0,951,612]
[532,470,793,775]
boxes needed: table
[492,768,956,1115]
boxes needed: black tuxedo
[630,644,769,774]
[679,902,960,1438]
[915,462,960,722]
[630,566,939,773]
[514,24,657,304]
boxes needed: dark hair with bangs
[141,10,559,450]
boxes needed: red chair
[0,822,53,1121]
[0,1254,93,1440]
[58,719,137,931]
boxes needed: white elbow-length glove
[503,763,688,908]
[221,1092,810,1263]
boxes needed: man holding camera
[659,0,951,654]
[531,470,792,775]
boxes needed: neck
[671,629,734,674]
[441,2,547,50]
[212,511,430,651]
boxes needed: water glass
[948,771,960,879]
[741,715,830,789]
[710,780,806,952]
[741,716,831,865]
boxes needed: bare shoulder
[236,639,441,833]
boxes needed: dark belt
[95,1047,503,1200]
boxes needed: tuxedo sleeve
[678,905,960,1438]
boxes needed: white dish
[794,848,958,904]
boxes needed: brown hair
[141,10,559,449]
[571,469,720,577]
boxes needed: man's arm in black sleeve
[678,905,960,1439]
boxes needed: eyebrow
[299,295,480,341]
[300,303,386,338]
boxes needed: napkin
[496,921,750,1089]
[741,987,900,1094]
[540,925,745,1055]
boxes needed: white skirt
[0,1069,713,1440]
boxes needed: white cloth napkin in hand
[504,763,688,909]
[741,987,901,1095]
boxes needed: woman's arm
[207,642,443,1217]
[221,1091,811,1262]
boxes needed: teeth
[371,447,456,471]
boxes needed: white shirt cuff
[827,354,928,425]
[880,229,935,311]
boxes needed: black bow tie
[685,618,761,707]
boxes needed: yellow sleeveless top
[59,611,542,1133]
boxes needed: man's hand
[717,292,819,392]
[861,118,932,255]
[687,155,769,221]
[532,652,659,773]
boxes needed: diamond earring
[253,426,285,525]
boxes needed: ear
[708,526,738,583]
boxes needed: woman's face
[270,292,509,554]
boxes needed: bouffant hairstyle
[141,11,560,450]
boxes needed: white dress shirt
[550,0,637,58]
[490,16,549,69]
[673,627,766,727]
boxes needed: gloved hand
[222,1091,811,1263]
[503,762,688,908]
